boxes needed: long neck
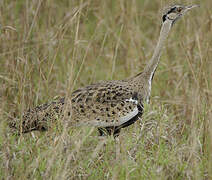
[143,20,172,79]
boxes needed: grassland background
[0,0,211,179]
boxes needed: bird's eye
[177,7,183,12]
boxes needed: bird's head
[162,4,199,24]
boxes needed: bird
[10,4,198,137]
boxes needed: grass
[0,0,211,179]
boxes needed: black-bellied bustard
[10,4,198,136]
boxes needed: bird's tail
[9,97,65,134]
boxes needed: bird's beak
[184,4,200,13]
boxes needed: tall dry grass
[0,0,211,179]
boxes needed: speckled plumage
[68,80,145,133]
[11,79,145,136]
[9,4,197,136]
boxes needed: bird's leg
[98,127,113,136]
[98,127,106,136]
[98,127,121,137]
[113,127,121,138]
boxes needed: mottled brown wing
[69,81,142,127]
